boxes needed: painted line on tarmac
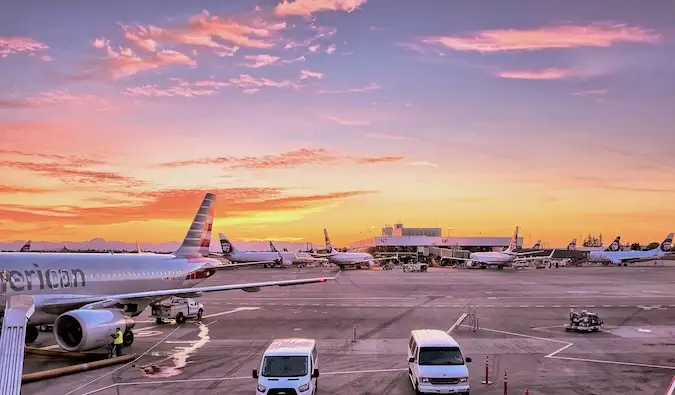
[203,306,260,319]
[80,367,408,395]
[665,375,675,395]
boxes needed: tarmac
[22,262,675,394]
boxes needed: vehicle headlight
[459,377,468,383]
[298,382,310,392]
[419,377,430,383]
[257,383,267,392]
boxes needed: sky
[1,0,675,247]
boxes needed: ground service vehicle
[408,329,471,394]
[253,338,319,395]
[565,310,603,332]
[151,297,204,324]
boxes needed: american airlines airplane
[312,229,397,270]
[0,193,336,351]
[586,233,673,265]
[456,227,552,269]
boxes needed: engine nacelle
[466,260,476,268]
[54,309,134,352]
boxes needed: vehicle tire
[176,312,185,324]
[414,382,423,395]
[123,330,134,346]
[565,327,571,332]
[156,317,164,324]
[25,326,38,343]
[197,309,203,320]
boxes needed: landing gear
[123,330,134,347]
[25,325,38,343]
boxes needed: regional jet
[269,241,328,267]
[586,233,673,266]
[311,229,398,270]
[0,193,336,352]
[531,240,541,250]
[455,226,552,269]
[18,241,31,252]
[218,234,300,268]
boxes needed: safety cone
[525,388,529,395]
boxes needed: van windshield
[262,356,308,377]
[418,347,464,365]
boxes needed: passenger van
[253,338,319,395]
[408,329,471,394]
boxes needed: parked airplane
[0,193,336,351]
[531,240,541,250]
[586,233,673,265]
[311,229,397,270]
[218,234,298,268]
[269,241,327,267]
[18,241,31,252]
[456,227,552,269]
[578,236,621,252]
[567,238,577,251]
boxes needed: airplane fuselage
[588,249,661,264]
[468,252,516,265]
[0,252,219,325]
[326,252,374,266]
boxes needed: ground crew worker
[111,327,124,357]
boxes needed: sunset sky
[1,0,675,247]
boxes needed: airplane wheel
[25,326,38,343]
[156,317,164,324]
[123,330,134,346]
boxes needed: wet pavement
[22,263,675,394]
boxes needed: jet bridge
[0,293,36,395]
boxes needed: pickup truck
[151,297,204,324]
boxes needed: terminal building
[349,222,524,255]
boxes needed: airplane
[531,240,541,250]
[19,241,31,252]
[585,233,673,266]
[218,234,299,268]
[578,236,621,252]
[269,241,328,267]
[311,229,398,270]
[0,192,337,352]
[454,227,552,270]
[567,238,577,251]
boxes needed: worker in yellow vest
[110,327,124,357]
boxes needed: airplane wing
[37,274,339,315]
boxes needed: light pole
[447,227,453,237]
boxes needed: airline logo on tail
[607,236,621,251]
[324,229,333,253]
[506,226,519,252]
[567,238,577,251]
[532,240,541,250]
[661,233,673,252]
[174,193,216,258]
[269,241,278,253]
[19,240,31,252]
[219,234,235,254]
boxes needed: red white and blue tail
[174,192,216,258]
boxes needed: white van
[408,329,471,394]
[253,338,319,395]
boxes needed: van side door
[311,347,318,386]
[408,337,418,381]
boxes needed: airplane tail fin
[19,240,31,252]
[136,240,142,254]
[218,233,239,255]
[269,241,278,252]
[567,238,577,251]
[324,228,333,253]
[532,240,541,250]
[504,226,519,253]
[657,232,673,252]
[605,236,621,251]
[174,193,216,258]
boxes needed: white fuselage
[325,252,374,266]
[588,249,662,264]
[223,251,284,264]
[468,251,516,265]
[0,252,220,325]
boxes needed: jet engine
[54,309,135,352]
[465,260,476,268]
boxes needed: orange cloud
[355,156,404,164]
[496,68,575,80]
[421,22,661,53]
[325,116,369,126]
[0,36,48,58]
[1,160,136,185]
[0,185,54,194]
[274,0,368,16]
[0,188,375,228]
[124,85,217,98]
[300,69,324,79]
[240,54,280,68]
[317,83,380,94]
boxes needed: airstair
[0,290,36,395]
[447,301,477,333]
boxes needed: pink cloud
[317,82,380,94]
[240,54,280,68]
[282,55,306,63]
[326,116,369,126]
[90,43,196,79]
[574,89,609,96]
[230,74,302,90]
[92,38,109,49]
[0,90,108,109]
[365,132,412,141]
[121,25,160,52]
[325,44,336,54]
[496,68,575,80]
[308,44,320,52]
[0,36,48,58]
[124,85,217,98]
[274,0,368,16]
[243,88,260,94]
[300,69,324,79]
[421,22,661,53]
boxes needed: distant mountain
[0,238,315,253]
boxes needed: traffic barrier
[504,369,508,395]
[481,355,492,384]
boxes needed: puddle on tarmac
[142,322,211,378]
